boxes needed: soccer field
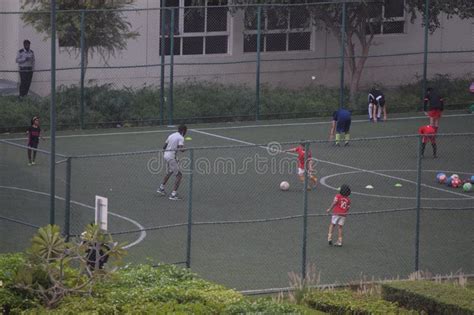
[1,110,473,291]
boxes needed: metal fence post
[160,5,166,126]
[339,1,346,108]
[415,135,423,271]
[186,149,194,268]
[301,142,310,279]
[255,5,262,121]
[168,7,175,126]
[80,10,85,129]
[50,0,57,225]
[64,157,72,241]
[421,0,430,110]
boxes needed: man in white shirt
[157,125,187,200]
[16,40,35,97]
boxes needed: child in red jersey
[26,116,43,166]
[285,142,317,190]
[418,124,438,158]
[326,184,351,247]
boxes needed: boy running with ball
[326,184,351,247]
[285,143,318,190]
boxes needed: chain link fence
[1,133,473,291]
[0,1,473,130]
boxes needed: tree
[21,0,139,72]
[231,0,473,105]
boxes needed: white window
[243,6,312,53]
[367,0,405,35]
[160,0,229,55]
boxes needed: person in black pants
[16,40,35,97]
[26,116,43,166]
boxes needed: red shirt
[418,125,437,135]
[294,146,312,169]
[332,194,350,216]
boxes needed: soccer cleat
[328,239,333,246]
[169,193,181,201]
[156,188,166,195]
[335,241,343,247]
[27,162,32,166]
[31,161,36,165]
[344,142,349,146]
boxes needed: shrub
[0,75,472,131]
[0,254,39,313]
[382,280,474,314]
[303,289,415,314]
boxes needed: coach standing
[16,40,35,97]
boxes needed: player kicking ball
[326,184,351,247]
[157,125,187,200]
[285,142,318,190]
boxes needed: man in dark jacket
[423,88,444,127]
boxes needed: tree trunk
[347,37,371,107]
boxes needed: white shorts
[298,168,305,176]
[165,158,180,175]
[331,215,346,226]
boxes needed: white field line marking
[2,113,471,141]
[0,186,146,249]
[191,129,474,200]
[195,113,472,131]
[320,170,472,200]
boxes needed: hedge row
[382,280,474,315]
[0,74,472,132]
[0,255,313,314]
[303,289,417,314]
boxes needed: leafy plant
[13,224,126,309]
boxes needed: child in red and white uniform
[285,142,317,190]
[418,124,438,158]
[326,184,351,247]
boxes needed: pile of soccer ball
[436,173,473,192]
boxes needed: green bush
[0,253,40,313]
[303,289,415,314]
[382,280,474,315]
[0,75,472,131]
[46,263,305,314]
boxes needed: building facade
[0,0,472,96]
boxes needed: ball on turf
[451,178,462,188]
[463,182,472,192]
[280,181,290,191]
[436,173,446,184]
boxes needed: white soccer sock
[171,191,177,196]
[368,104,373,119]
[160,184,165,190]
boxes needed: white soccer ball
[280,181,290,191]
[311,75,316,80]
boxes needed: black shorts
[28,142,39,149]
[378,99,385,107]
[336,119,351,133]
